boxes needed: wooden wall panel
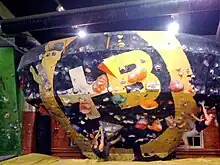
[51,118,83,159]
[22,112,36,155]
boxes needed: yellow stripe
[30,37,97,158]
[136,31,197,157]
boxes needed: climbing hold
[9,123,14,128]
[103,97,110,102]
[85,68,91,73]
[122,116,126,119]
[146,82,160,91]
[136,115,141,120]
[117,34,124,39]
[109,112,114,116]
[106,36,111,49]
[92,74,108,93]
[126,120,135,124]
[128,67,147,83]
[4,113,10,119]
[178,72,183,77]
[99,121,123,139]
[203,60,209,67]
[72,88,78,94]
[112,87,119,92]
[120,78,126,84]
[150,119,163,132]
[80,120,85,125]
[118,42,125,48]
[154,64,162,71]
[114,115,121,121]
[176,68,181,72]
[191,74,195,79]
[188,87,194,93]
[169,80,184,92]
[135,119,148,130]
[111,95,127,104]
[140,99,158,110]
[183,102,188,107]
[186,68,190,74]
[128,135,136,138]
[140,58,146,63]
[168,101,173,105]
[79,101,92,114]
[210,69,214,74]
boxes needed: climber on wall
[182,101,216,148]
[91,126,121,160]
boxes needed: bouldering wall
[18,31,220,160]
[0,46,23,156]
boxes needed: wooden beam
[0,1,40,46]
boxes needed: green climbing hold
[111,95,127,105]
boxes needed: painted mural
[18,31,220,161]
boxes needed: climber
[182,101,216,148]
[91,126,121,159]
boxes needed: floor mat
[1,154,220,165]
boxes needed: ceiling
[1,0,220,44]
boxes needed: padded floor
[1,154,220,165]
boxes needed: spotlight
[77,30,87,38]
[56,5,65,12]
[167,21,179,35]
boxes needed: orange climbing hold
[140,99,158,110]
[92,74,108,93]
[128,67,147,83]
[150,119,163,132]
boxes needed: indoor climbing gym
[0,0,220,165]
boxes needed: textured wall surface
[0,47,22,156]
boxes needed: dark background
[2,0,220,44]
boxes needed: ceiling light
[167,21,179,35]
[57,5,65,12]
[77,30,87,38]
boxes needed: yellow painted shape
[102,55,121,78]
[135,31,197,157]
[120,73,160,109]
[29,66,42,85]
[105,50,160,109]
[38,38,73,115]
[29,37,96,158]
